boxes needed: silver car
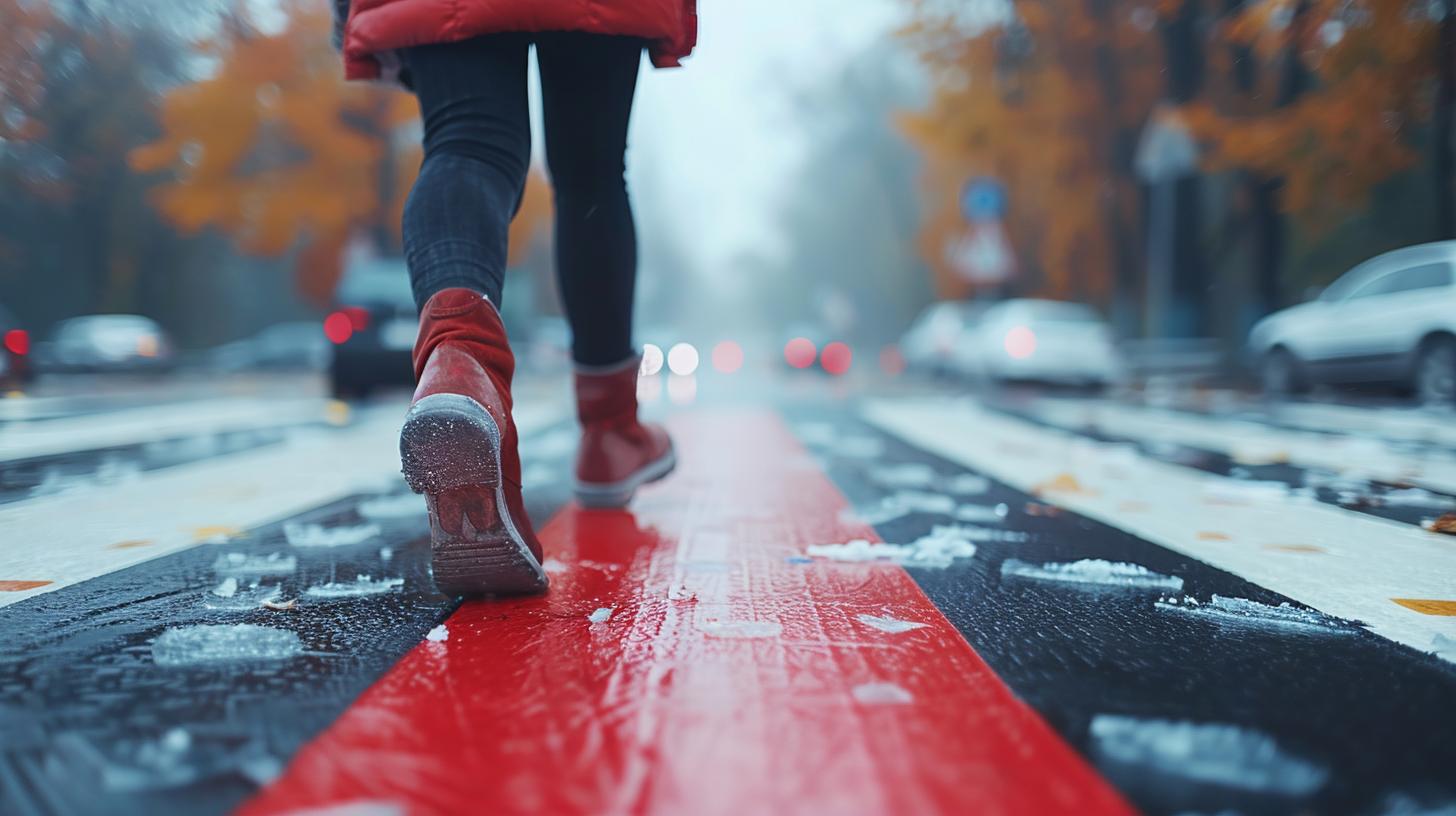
[1248,241,1456,403]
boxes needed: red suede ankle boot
[573,356,675,507]
[400,288,547,596]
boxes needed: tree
[899,0,1165,318]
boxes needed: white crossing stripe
[0,400,566,608]
[0,397,328,462]
[1030,398,1456,496]
[864,398,1456,662]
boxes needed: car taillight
[324,312,354,345]
[3,329,29,356]
[1004,326,1037,359]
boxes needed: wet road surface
[1,375,1453,815]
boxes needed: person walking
[334,0,696,596]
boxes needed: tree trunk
[1437,0,1455,240]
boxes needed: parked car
[210,322,330,373]
[46,315,174,373]
[958,299,1124,387]
[1248,241,1456,403]
[327,258,417,398]
[901,300,993,376]
[0,304,35,388]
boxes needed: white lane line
[863,398,1456,661]
[1260,402,1456,448]
[0,402,566,609]
[0,397,330,462]
[1031,398,1456,496]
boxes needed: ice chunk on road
[869,463,937,489]
[1432,634,1456,663]
[852,682,914,705]
[211,577,238,598]
[809,527,978,569]
[856,614,928,634]
[837,435,887,460]
[425,624,449,643]
[356,494,424,520]
[1156,595,1356,634]
[1001,558,1184,591]
[953,503,1009,523]
[1090,714,1328,795]
[212,552,297,578]
[152,624,303,666]
[588,607,614,624]
[204,583,282,612]
[304,575,404,599]
[945,473,991,496]
[284,522,381,548]
[700,620,782,638]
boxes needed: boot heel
[400,393,502,494]
[399,393,547,596]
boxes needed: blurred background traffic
[0,0,1453,405]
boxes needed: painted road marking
[864,398,1456,661]
[239,410,1132,816]
[1030,398,1456,495]
[0,401,566,609]
[0,580,52,591]
[0,397,327,462]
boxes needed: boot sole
[573,444,678,509]
[400,393,548,597]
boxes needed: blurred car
[210,321,330,372]
[1248,241,1456,403]
[46,314,174,373]
[958,299,1124,387]
[327,258,417,398]
[0,304,35,388]
[900,300,993,376]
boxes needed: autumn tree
[1189,0,1442,309]
[899,0,1165,316]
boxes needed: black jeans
[402,33,642,367]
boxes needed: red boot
[400,288,547,596]
[574,356,676,507]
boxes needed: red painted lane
[238,410,1132,816]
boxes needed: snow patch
[284,522,380,548]
[212,552,297,578]
[588,607,614,624]
[1202,480,1291,503]
[1156,595,1356,634]
[945,473,991,496]
[152,625,303,666]
[542,558,568,574]
[1090,714,1328,795]
[856,614,928,634]
[807,525,978,568]
[953,503,1009,523]
[304,575,404,599]
[1001,558,1184,591]
[356,494,423,520]
[1432,634,1456,663]
[852,682,914,705]
[425,624,449,643]
[869,463,937,489]
[700,620,782,639]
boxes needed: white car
[900,301,992,376]
[1248,241,1456,403]
[959,299,1124,387]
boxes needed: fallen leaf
[0,580,52,591]
[1391,598,1456,616]
[1197,531,1231,541]
[1423,513,1456,535]
[1262,544,1326,554]
[109,539,154,550]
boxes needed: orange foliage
[133,0,552,303]
[0,0,52,144]
[900,0,1163,302]
[1186,0,1436,227]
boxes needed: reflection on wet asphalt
[796,405,1456,816]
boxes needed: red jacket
[342,0,697,81]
